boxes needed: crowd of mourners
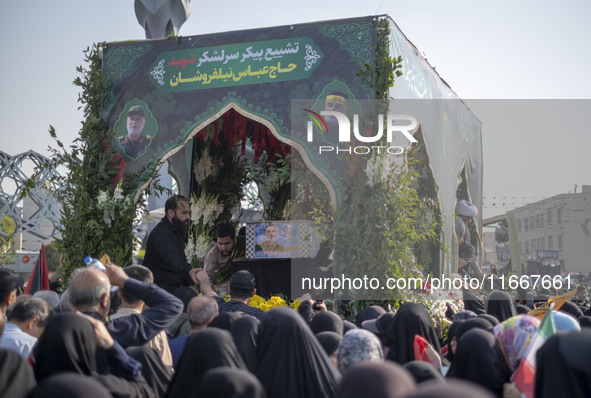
[1,262,591,398]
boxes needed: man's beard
[171,215,190,235]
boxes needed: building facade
[513,186,591,275]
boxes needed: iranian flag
[511,302,556,398]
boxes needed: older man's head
[69,268,111,317]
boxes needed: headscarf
[355,305,387,326]
[126,345,173,398]
[0,348,36,398]
[29,372,111,398]
[535,330,591,398]
[403,360,445,384]
[166,328,246,398]
[492,315,540,372]
[454,317,494,344]
[316,331,342,356]
[477,313,499,327]
[516,304,531,314]
[32,312,154,398]
[462,288,486,315]
[310,311,344,336]
[209,311,241,330]
[451,310,477,321]
[551,310,581,332]
[486,291,517,323]
[297,300,314,324]
[579,316,591,328]
[405,379,495,398]
[558,301,584,319]
[385,303,441,364]
[229,315,259,372]
[255,307,340,398]
[197,368,267,398]
[335,361,416,398]
[337,329,383,372]
[362,312,397,342]
[342,319,357,333]
[446,329,510,398]
[33,312,99,380]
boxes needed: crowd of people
[2,194,591,397]
[1,258,591,398]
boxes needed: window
[558,234,563,250]
[525,219,529,231]
[548,236,553,250]
[547,210,553,225]
[525,241,530,254]
[518,219,522,233]
[557,208,562,223]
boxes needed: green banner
[149,37,322,91]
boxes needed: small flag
[512,302,556,398]
[24,244,50,295]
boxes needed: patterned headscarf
[493,315,540,371]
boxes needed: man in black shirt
[143,195,199,293]
[193,269,264,320]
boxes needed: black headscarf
[32,312,154,398]
[255,307,340,398]
[559,301,584,319]
[535,330,591,398]
[446,328,510,398]
[126,345,172,398]
[462,288,486,315]
[403,360,445,384]
[310,311,344,336]
[29,372,111,398]
[477,313,499,327]
[355,305,387,326]
[0,348,35,398]
[405,379,495,398]
[166,328,246,398]
[316,331,342,356]
[197,368,267,398]
[229,315,260,372]
[297,300,315,324]
[342,319,357,333]
[335,361,416,398]
[454,317,494,343]
[385,303,441,364]
[209,311,241,330]
[485,291,516,323]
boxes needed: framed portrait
[246,221,320,259]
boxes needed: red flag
[24,244,50,295]
[413,334,443,371]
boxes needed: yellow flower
[267,296,287,308]
[249,294,265,309]
[289,299,301,311]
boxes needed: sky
[1,0,590,219]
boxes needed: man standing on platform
[143,195,199,293]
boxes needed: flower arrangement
[248,295,301,312]
[96,181,134,227]
[185,192,224,267]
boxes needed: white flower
[103,210,112,227]
[193,148,221,184]
[113,185,123,200]
[97,191,108,204]
[194,235,211,258]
